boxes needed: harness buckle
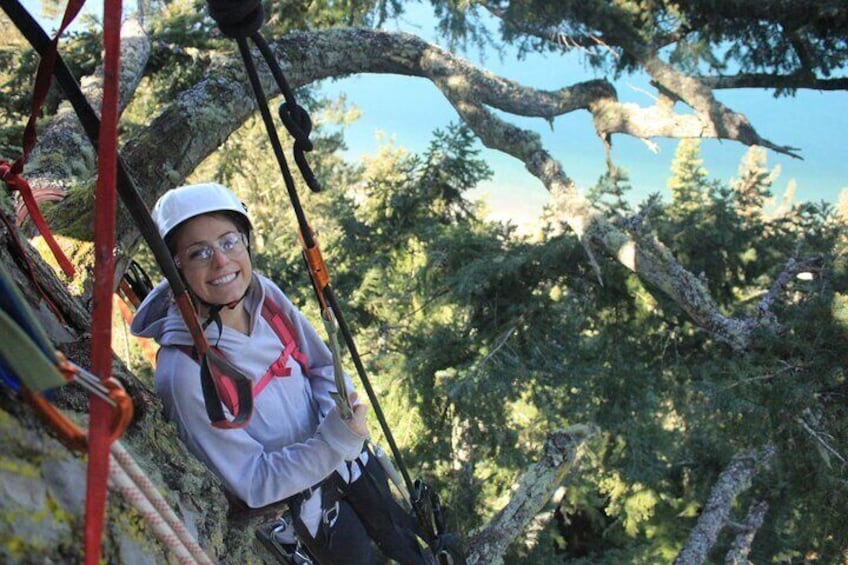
[257,514,314,565]
[322,499,340,529]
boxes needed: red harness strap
[0,0,88,279]
[0,166,75,277]
[178,297,310,416]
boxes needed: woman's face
[173,213,252,307]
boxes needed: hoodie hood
[130,276,264,347]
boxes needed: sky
[14,0,848,228]
[319,4,848,227]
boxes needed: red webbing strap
[0,164,75,277]
[173,298,311,415]
[171,293,254,429]
[253,299,309,397]
[84,0,123,562]
[1,0,86,279]
[17,0,86,162]
[261,298,310,376]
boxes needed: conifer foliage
[209,117,848,561]
[0,0,846,563]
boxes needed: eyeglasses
[175,232,248,270]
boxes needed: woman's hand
[344,392,370,438]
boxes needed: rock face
[0,367,279,564]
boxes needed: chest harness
[177,296,309,416]
[177,293,351,558]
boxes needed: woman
[131,182,430,564]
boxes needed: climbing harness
[256,512,315,564]
[176,294,312,415]
[203,1,466,561]
[1,0,256,431]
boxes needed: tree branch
[673,445,775,565]
[724,500,769,565]
[466,425,597,564]
[38,27,769,349]
[475,2,804,158]
[25,17,150,203]
[701,73,848,92]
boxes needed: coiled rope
[109,441,215,564]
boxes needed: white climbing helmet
[152,182,251,241]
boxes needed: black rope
[214,11,427,518]
[206,0,264,39]
[251,34,322,193]
[123,259,154,303]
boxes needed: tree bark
[25,16,150,219]
[724,500,769,565]
[673,445,775,565]
[466,424,597,564]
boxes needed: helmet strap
[195,277,254,345]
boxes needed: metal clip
[322,500,340,529]
[24,355,134,451]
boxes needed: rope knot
[279,102,322,192]
[279,102,314,151]
[206,0,264,39]
[1,159,34,206]
[0,160,24,190]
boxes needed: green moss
[1,535,26,561]
[116,503,153,544]
[45,495,73,526]
[46,180,97,241]
[0,458,39,478]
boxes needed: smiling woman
[151,183,254,331]
[130,182,436,564]
[173,215,253,331]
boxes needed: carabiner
[23,362,134,452]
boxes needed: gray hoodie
[131,273,365,526]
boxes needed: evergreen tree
[667,139,710,222]
[587,167,634,219]
[659,140,741,303]
[731,146,775,229]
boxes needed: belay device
[202,0,466,562]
